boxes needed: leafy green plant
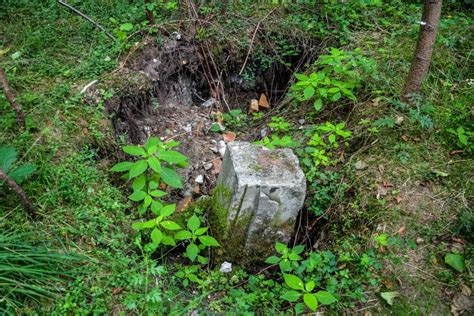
[0,146,36,184]
[290,48,375,111]
[265,242,304,272]
[281,274,337,313]
[268,116,292,133]
[255,135,300,149]
[222,109,248,129]
[174,214,220,264]
[447,126,473,152]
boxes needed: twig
[238,8,276,76]
[0,67,25,131]
[0,168,37,217]
[58,0,116,41]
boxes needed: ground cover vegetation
[0,0,472,314]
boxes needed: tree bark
[144,0,155,25]
[0,168,37,217]
[401,0,442,102]
[0,67,26,132]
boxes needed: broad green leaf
[445,253,465,272]
[265,256,281,265]
[160,167,182,188]
[158,150,187,164]
[194,227,208,236]
[128,190,147,201]
[294,73,308,81]
[305,281,315,292]
[380,291,399,306]
[160,204,175,217]
[331,92,342,101]
[283,274,304,291]
[0,147,17,173]
[303,86,315,100]
[187,214,200,232]
[131,222,143,230]
[279,259,292,272]
[151,201,163,215]
[129,160,148,178]
[328,87,340,93]
[119,22,133,31]
[174,230,192,240]
[123,145,145,156]
[295,302,305,314]
[144,137,160,150]
[161,235,176,246]
[150,189,167,198]
[313,98,323,111]
[281,290,301,302]
[186,243,199,262]
[142,219,157,229]
[198,235,220,247]
[160,220,181,230]
[275,242,287,254]
[147,156,161,173]
[148,181,159,190]
[143,195,153,208]
[292,245,305,255]
[315,291,337,305]
[151,228,163,245]
[9,164,36,183]
[288,253,302,261]
[111,161,134,172]
[132,175,146,191]
[303,293,318,312]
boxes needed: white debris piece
[219,261,232,273]
[195,175,204,184]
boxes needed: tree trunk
[0,168,37,217]
[144,0,155,25]
[401,0,442,102]
[0,67,26,131]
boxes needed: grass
[0,0,472,314]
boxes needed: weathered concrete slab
[216,141,306,263]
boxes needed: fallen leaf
[395,196,402,204]
[372,97,382,106]
[112,287,124,295]
[401,135,409,141]
[397,226,406,235]
[383,181,394,188]
[382,279,394,289]
[211,158,222,174]
[451,284,473,316]
[248,99,259,114]
[213,111,224,124]
[159,183,167,190]
[223,131,236,143]
[193,185,200,194]
[176,197,193,213]
[450,150,464,155]
[380,291,400,306]
[445,253,465,272]
[258,93,270,109]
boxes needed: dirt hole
[101,36,303,200]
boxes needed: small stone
[355,160,367,170]
[249,99,259,113]
[183,124,192,133]
[210,146,218,153]
[298,119,305,125]
[258,94,270,109]
[219,261,232,273]
[395,116,404,125]
[201,97,217,108]
[217,140,227,157]
[195,175,204,184]
[260,129,267,138]
[416,237,424,244]
[204,163,213,170]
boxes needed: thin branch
[0,67,25,132]
[58,0,116,41]
[0,168,37,217]
[239,8,276,76]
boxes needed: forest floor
[0,1,472,314]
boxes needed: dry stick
[238,8,276,76]
[0,168,37,217]
[0,67,25,132]
[57,0,116,41]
